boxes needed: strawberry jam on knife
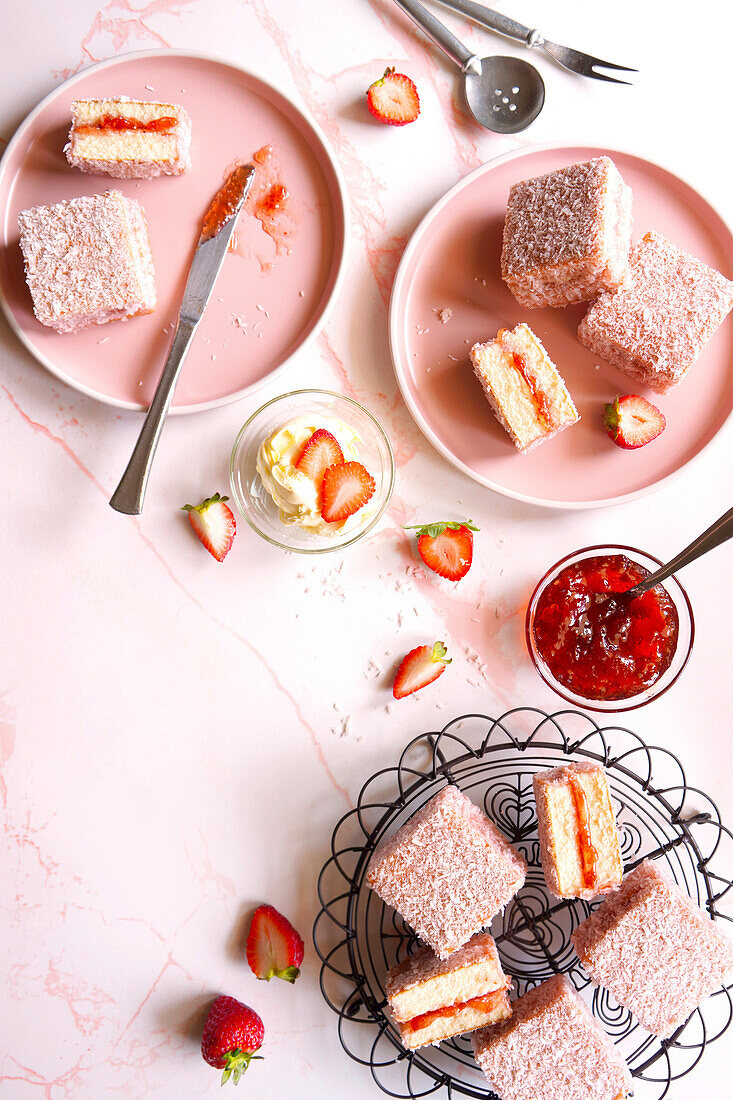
[532,554,679,702]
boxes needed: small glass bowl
[229,389,395,553]
[525,544,695,713]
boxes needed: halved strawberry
[246,904,304,984]
[603,395,666,449]
[321,461,376,523]
[366,67,420,126]
[393,641,451,700]
[181,493,236,561]
[295,429,344,489]
[404,521,479,581]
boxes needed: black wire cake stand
[314,708,733,1099]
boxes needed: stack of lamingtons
[470,156,733,453]
[365,772,733,1100]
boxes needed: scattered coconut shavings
[437,308,452,324]
[366,658,383,679]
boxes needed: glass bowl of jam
[526,545,694,712]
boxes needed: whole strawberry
[247,904,304,983]
[404,521,479,581]
[201,995,263,1085]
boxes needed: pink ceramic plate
[0,50,348,413]
[390,144,733,508]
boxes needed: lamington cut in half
[365,785,526,960]
[386,932,511,1050]
[578,231,733,392]
[65,97,192,178]
[472,975,632,1100]
[501,156,633,308]
[470,323,579,452]
[572,860,733,1037]
[533,761,623,900]
[18,190,156,334]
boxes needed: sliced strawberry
[181,493,236,561]
[404,520,479,581]
[366,67,420,126]
[295,429,344,489]
[320,461,376,523]
[201,995,264,1086]
[393,641,451,700]
[246,904,305,984]
[603,395,666,449]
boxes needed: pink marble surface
[1,2,732,1097]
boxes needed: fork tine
[590,60,638,73]
[586,68,635,86]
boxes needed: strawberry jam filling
[511,351,553,425]
[76,114,178,135]
[406,989,506,1032]
[532,554,679,702]
[568,774,599,891]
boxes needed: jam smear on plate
[532,554,679,702]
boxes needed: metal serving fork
[432,0,637,84]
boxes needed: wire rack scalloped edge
[313,707,733,1100]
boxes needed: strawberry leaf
[403,520,480,538]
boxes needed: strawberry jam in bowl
[230,389,394,553]
[526,545,694,712]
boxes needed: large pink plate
[0,50,348,413]
[390,144,733,508]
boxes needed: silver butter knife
[110,162,256,515]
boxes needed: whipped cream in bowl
[230,390,395,553]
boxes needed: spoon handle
[628,505,733,597]
[392,0,479,72]
[432,0,534,44]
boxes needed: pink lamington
[18,190,156,334]
[365,785,526,959]
[572,860,733,1037]
[501,156,633,308]
[578,231,733,391]
[472,975,632,1100]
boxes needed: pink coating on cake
[365,785,526,959]
[17,191,157,334]
[501,156,633,308]
[572,859,733,1037]
[578,231,733,391]
[472,975,632,1100]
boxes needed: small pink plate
[389,144,733,508]
[0,50,348,413]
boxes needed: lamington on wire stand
[578,230,733,392]
[386,932,511,1050]
[472,975,632,1100]
[18,190,157,334]
[365,785,526,960]
[572,859,733,1037]
[65,97,191,179]
[501,156,633,308]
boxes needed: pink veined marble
[3,4,733,1100]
